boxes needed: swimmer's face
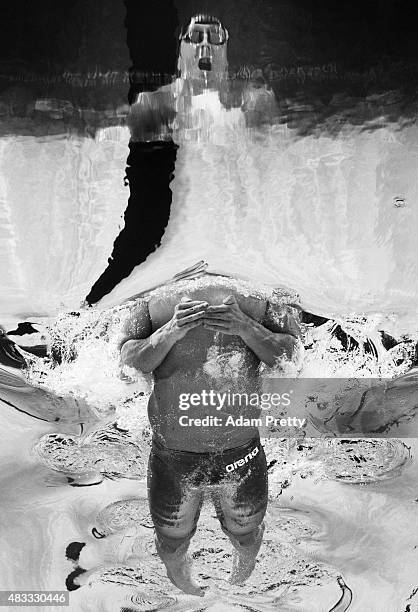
[178,18,228,84]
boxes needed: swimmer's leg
[147,442,206,597]
[211,443,268,585]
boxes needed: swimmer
[119,265,302,595]
[127,13,277,142]
[87,14,277,303]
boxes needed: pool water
[0,94,418,611]
[1,393,418,611]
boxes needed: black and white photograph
[0,1,418,610]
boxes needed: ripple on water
[76,501,343,611]
[190,506,339,608]
[321,438,412,484]
[84,567,179,611]
[94,498,153,537]
[128,592,177,611]
[33,424,147,479]
[263,437,412,491]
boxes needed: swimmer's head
[178,14,228,84]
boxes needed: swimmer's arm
[204,296,301,367]
[119,299,208,373]
[118,301,173,374]
[241,301,302,367]
[239,321,297,367]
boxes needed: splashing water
[2,300,409,611]
[1,97,418,611]
[25,299,416,408]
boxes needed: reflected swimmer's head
[178,14,228,84]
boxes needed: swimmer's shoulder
[262,291,303,339]
[118,298,152,347]
[147,289,182,328]
[237,293,267,322]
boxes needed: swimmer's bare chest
[146,282,267,450]
[149,284,266,381]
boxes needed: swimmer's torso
[127,79,276,143]
[146,278,267,451]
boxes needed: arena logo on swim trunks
[225,446,259,472]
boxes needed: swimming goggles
[181,23,228,46]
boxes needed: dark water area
[86,140,178,305]
[1,0,418,136]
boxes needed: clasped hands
[169,295,252,340]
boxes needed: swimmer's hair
[192,14,222,25]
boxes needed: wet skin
[119,276,299,452]
[118,274,300,595]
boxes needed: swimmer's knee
[154,525,197,553]
[221,521,265,548]
[217,501,266,535]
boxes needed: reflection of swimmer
[0,363,103,427]
[308,365,418,437]
[0,326,105,428]
[127,14,277,142]
[126,14,229,142]
[87,14,277,305]
[119,266,302,596]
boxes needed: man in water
[87,13,276,304]
[127,13,277,142]
[119,263,302,595]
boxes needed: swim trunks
[147,436,268,546]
